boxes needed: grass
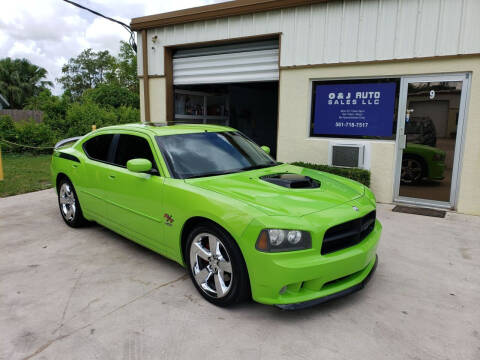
[0,153,53,197]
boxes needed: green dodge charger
[51,123,381,309]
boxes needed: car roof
[98,122,236,136]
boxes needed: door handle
[109,175,116,180]
[72,164,79,168]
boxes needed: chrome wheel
[401,158,423,184]
[59,183,76,222]
[189,233,233,298]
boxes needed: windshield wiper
[183,169,244,179]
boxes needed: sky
[0,0,224,94]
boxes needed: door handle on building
[399,134,407,150]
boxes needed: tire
[57,177,88,228]
[401,155,426,185]
[185,224,250,307]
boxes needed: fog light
[279,286,287,295]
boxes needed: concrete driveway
[1,189,479,360]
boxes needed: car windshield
[156,131,277,179]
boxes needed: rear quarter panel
[51,147,81,187]
[51,146,93,218]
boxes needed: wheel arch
[56,172,70,191]
[180,216,247,267]
[180,217,224,265]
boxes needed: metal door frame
[393,73,471,209]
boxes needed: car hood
[185,164,365,216]
[406,143,445,155]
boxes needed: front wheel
[401,156,425,184]
[57,178,87,228]
[186,224,250,307]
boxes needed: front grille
[321,211,376,255]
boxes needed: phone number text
[335,122,369,128]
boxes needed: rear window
[83,134,114,162]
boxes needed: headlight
[256,229,311,252]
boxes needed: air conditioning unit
[329,143,365,168]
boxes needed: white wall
[149,78,167,122]
[276,56,480,215]
[137,0,480,76]
[136,0,480,215]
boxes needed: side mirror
[127,158,152,173]
[261,146,270,155]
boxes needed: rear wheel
[57,178,87,227]
[186,224,250,307]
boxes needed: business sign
[312,82,397,137]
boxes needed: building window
[310,78,400,140]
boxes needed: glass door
[394,74,469,208]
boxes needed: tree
[57,42,138,100]
[24,90,71,135]
[115,41,138,93]
[0,58,53,108]
[57,49,116,100]
[82,83,139,109]
[65,101,117,137]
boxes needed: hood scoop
[260,173,320,189]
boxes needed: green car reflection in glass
[402,143,446,184]
[402,117,446,185]
[51,123,381,309]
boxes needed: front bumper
[427,160,446,180]
[277,255,378,310]
[241,212,381,306]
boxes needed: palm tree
[0,58,53,109]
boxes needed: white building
[131,0,480,215]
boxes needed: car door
[104,132,165,250]
[78,133,115,221]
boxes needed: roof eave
[130,0,331,31]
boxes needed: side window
[113,134,157,168]
[83,134,114,162]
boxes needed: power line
[0,138,55,150]
[62,0,137,53]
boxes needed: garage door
[173,39,279,85]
